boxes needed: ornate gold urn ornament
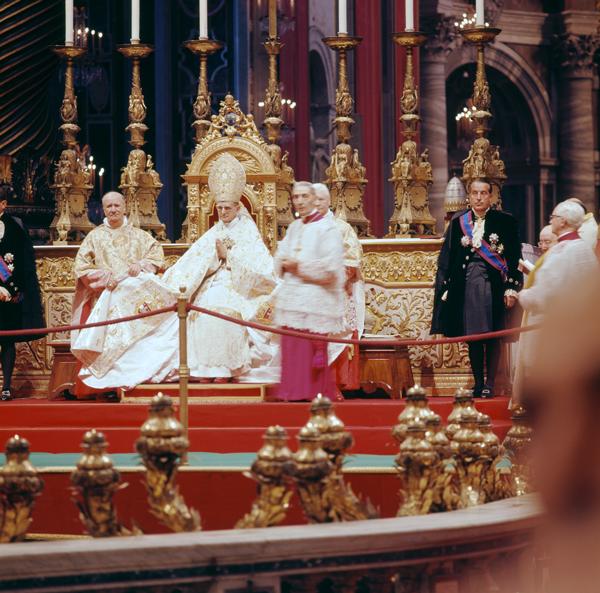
[49,45,94,244]
[450,409,489,507]
[181,94,278,250]
[71,429,138,537]
[135,393,201,532]
[236,425,294,529]
[0,435,44,542]
[459,25,506,205]
[308,395,378,521]
[285,424,333,523]
[323,35,371,237]
[388,32,435,236]
[502,405,533,495]
[445,387,475,441]
[392,384,436,445]
[396,420,438,516]
[117,43,166,241]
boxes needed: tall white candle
[338,0,347,35]
[476,0,485,26]
[199,0,208,38]
[405,0,414,31]
[131,0,140,43]
[65,0,73,45]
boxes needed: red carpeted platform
[0,396,512,455]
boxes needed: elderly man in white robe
[273,181,345,402]
[517,200,599,355]
[312,182,365,393]
[73,154,277,389]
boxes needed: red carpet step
[0,397,512,455]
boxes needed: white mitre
[208,153,246,203]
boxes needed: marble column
[554,33,599,210]
[420,17,461,233]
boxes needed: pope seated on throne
[72,153,279,389]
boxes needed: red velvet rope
[0,305,176,337]
[187,304,540,346]
[0,300,539,346]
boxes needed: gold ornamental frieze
[362,250,438,286]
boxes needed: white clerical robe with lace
[73,213,277,388]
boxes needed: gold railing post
[177,287,190,463]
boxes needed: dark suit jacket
[431,208,522,338]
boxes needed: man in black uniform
[431,178,522,398]
[0,184,45,400]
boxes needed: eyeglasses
[549,214,564,222]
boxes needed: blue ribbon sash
[459,211,508,280]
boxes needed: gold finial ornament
[49,45,94,244]
[135,393,201,532]
[323,35,371,238]
[117,43,167,241]
[396,420,438,516]
[387,32,435,237]
[0,435,44,542]
[392,384,436,445]
[307,395,377,521]
[459,26,506,205]
[71,430,138,537]
[285,424,333,523]
[445,387,475,440]
[450,409,489,507]
[236,425,294,528]
[207,153,247,203]
[502,405,533,496]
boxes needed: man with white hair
[517,200,599,317]
[273,181,345,401]
[312,182,365,393]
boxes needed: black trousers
[468,339,501,389]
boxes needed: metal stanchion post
[177,287,190,463]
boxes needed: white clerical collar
[103,216,128,229]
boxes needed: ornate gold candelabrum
[184,38,224,145]
[236,425,294,529]
[179,38,223,243]
[135,393,201,532]
[459,26,506,204]
[502,405,533,496]
[391,384,436,446]
[49,45,94,244]
[388,32,435,237]
[263,36,295,239]
[323,35,371,237]
[71,429,137,537]
[117,43,166,241]
[0,435,44,542]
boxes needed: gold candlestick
[184,38,224,145]
[387,31,435,237]
[323,35,371,238]
[117,43,166,240]
[459,26,506,205]
[49,45,94,244]
[263,35,295,239]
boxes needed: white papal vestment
[73,213,278,388]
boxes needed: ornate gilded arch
[180,95,278,252]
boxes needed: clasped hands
[216,238,228,262]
